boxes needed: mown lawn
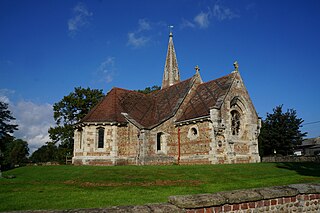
[0,162,320,212]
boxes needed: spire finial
[169,25,174,37]
[233,61,239,72]
[195,65,200,73]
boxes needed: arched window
[231,110,241,135]
[97,128,105,148]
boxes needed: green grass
[0,162,319,212]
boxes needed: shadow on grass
[276,162,320,177]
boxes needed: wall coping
[168,183,320,208]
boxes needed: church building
[73,32,261,165]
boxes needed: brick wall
[168,183,320,213]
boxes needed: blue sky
[1,0,320,152]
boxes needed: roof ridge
[175,72,236,123]
[218,72,237,110]
[157,76,193,92]
[201,72,236,86]
[112,87,148,95]
[146,77,195,129]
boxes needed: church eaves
[161,32,180,89]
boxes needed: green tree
[0,101,19,169]
[4,138,29,167]
[48,87,104,162]
[0,101,18,140]
[136,85,160,94]
[29,142,58,163]
[258,105,307,156]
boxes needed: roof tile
[81,73,235,128]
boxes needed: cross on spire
[233,61,239,72]
[195,65,200,72]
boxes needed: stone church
[73,32,261,166]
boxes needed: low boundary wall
[10,183,320,213]
[261,156,320,163]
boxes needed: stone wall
[178,121,212,165]
[168,183,320,213]
[262,156,320,163]
[208,72,260,165]
[14,183,319,213]
[73,124,134,166]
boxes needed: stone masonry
[73,32,261,166]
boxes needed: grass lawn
[0,162,320,212]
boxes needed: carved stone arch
[230,96,247,114]
[229,96,248,136]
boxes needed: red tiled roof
[176,73,235,122]
[81,73,235,128]
[81,77,195,128]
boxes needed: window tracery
[231,110,241,135]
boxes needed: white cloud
[0,89,14,103]
[181,3,239,30]
[138,19,151,32]
[212,4,239,21]
[96,57,116,83]
[127,32,150,48]
[180,19,196,29]
[194,11,210,29]
[0,91,55,154]
[68,2,93,36]
[127,19,154,48]
[12,101,55,154]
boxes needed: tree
[0,101,18,140]
[0,101,19,169]
[48,87,104,161]
[136,85,160,94]
[30,142,58,163]
[258,105,307,156]
[4,138,29,167]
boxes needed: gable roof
[176,73,236,122]
[81,72,236,129]
[81,77,195,128]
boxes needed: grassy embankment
[0,162,319,212]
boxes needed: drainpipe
[178,127,181,165]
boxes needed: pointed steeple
[161,31,180,89]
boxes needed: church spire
[161,29,180,89]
